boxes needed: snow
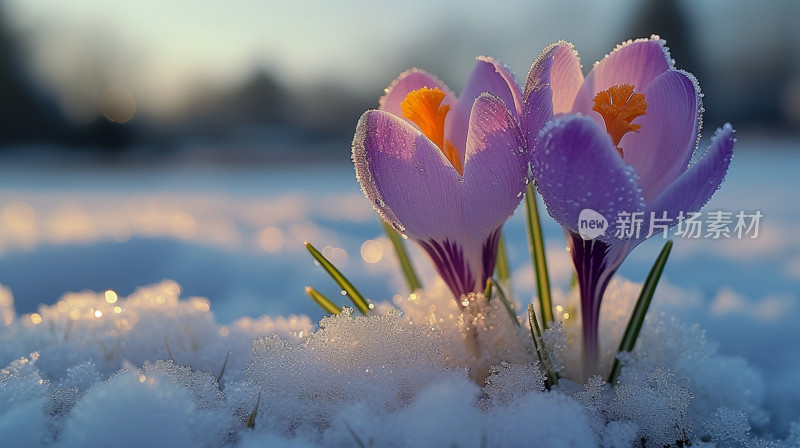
[1,139,800,447]
[0,276,796,447]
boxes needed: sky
[3,0,638,120]
[4,0,799,128]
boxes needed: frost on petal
[448,57,523,161]
[522,42,583,149]
[461,56,523,117]
[459,94,527,289]
[524,41,583,115]
[642,123,735,237]
[623,70,701,201]
[521,86,553,151]
[463,94,527,242]
[533,115,645,237]
[352,110,465,241]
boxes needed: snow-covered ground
[1,136,799,446]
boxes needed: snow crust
[2,278,796,447]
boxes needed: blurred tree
[625,0,700,77]
[0,7,67,146]
[626,0,797,132]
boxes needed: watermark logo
[578,209,763,240]
[578,208,608,240]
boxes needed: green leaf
[216,350,230,386]
[247,392,261,429]
[488,278,519,327]
[305,286,341,315]
[528,304,558,388]
[525,183,554,327]
[381,221,423,292]
[609,240,673,384]
[495,233,511,283]
[305,242,371,315]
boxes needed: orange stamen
[401,87,463,174]
[592,84,647,157]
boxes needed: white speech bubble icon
[577,209,608,240]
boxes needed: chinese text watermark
[578,209,763,240]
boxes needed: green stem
[609,240,673,384]
[495,233,511,283]
[381,220,423,292]
[525,183,553,327]
[305,241,370,315]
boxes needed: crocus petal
[524,41,584,115]
[622,70,701,201]
[642,123,735,236]
[521,86,554,152]
[352,109,466,243]
[447,57,523,167]
[522,42,583,150]
[460,56,523,117]
[463,93,527,227]
[378,69,457,118]
[533,115,645,239]
[462,93,527,281]
[572,36,672,116]
[417,237,480,299]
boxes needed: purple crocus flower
[525,36,735,369]
[352,57,535,302]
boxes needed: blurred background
[1,0,799,163]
